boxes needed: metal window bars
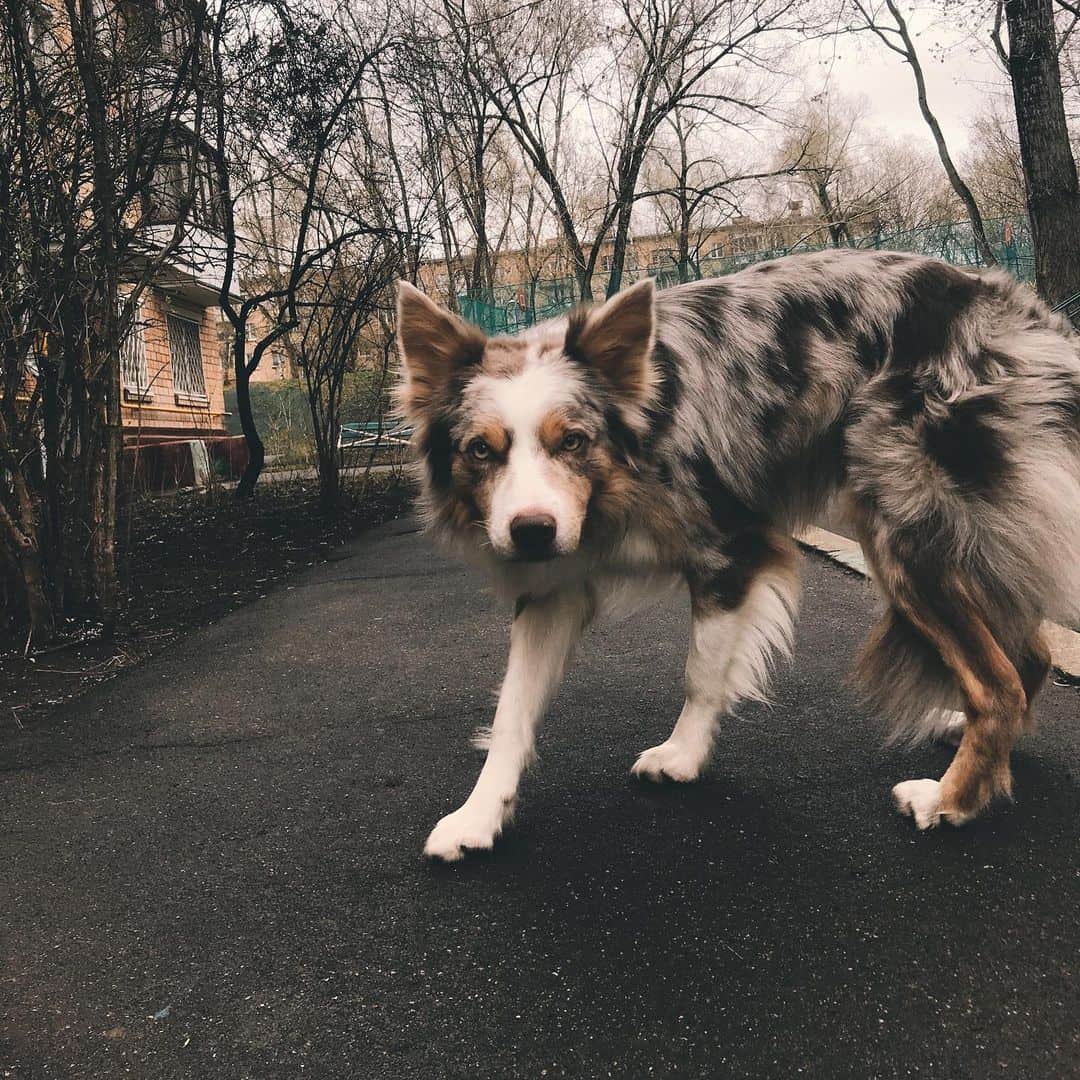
[119,303,151,395]
[166,312,206,398]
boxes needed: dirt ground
[0,475,411,730]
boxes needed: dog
[395,249,1080,861]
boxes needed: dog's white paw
[631,740,707,783]
[892,778,942,830]
[423,801,512,862]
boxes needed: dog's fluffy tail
[852,605,963,744]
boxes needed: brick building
[417,212,820,311]
[17,0,240,471]
[218,304,293,387]
[120,249,231,443]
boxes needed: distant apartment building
[219,305,294,387]
[417,210,821,309]
[118,152,234,452]
[118,255,231,446]
[23,0,239,466]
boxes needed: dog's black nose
[510,513,557,560]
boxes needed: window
[119,0,164,54]
[26,0,62,59]
[705,244,725,260]
[120,304,151,399]
[144,131,223,232]
[144,139,179,226]
[120,0,196,58]
[730,233,762,255]
[166,313,207,400]
[159,0,192,57]
[603,252,638,272]
[649,248,675,268]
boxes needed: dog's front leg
[424,587,590,861]
[633,533,800,783]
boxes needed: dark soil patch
[0,476,412,729]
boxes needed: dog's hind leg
[916,631,1047,749]
[857,531,1028,829]
[632,531,800,783]
[423,587,591,861]
[1018,630,1052,733]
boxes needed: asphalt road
[3,519,1080,1079]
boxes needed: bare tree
[208,0,393,496]
[775,98,960,246]
[439,0,803,300]
[995,0,1080,302]
[963,106,1028,219]
[290,252,398,512]
[778,101,866,246]
[442,0,606,298]
[641,102,793,280]
[1,0,211,640]
[399,10,516,299]
[850,0,998,264]
[864,137,960,232]
[589,0,800,296]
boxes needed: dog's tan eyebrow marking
[467,423,511,455]
[538,411,575,451]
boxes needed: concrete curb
[797,526,1080,680]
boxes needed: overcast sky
[800,11,1010,154]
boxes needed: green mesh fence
[457,216,1034,335]
[458,277,580,336]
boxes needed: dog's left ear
[396,281,486,416]
[564,278,656,403]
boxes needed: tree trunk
[70,4,123,632]
[540,172,591,301]
[18,541,53,642]
[63,324,93,614]
[0,483,54,641]
[233,332,265,498]
[94,331,122,636]
[313,391,341,515]
[677,204,692,283]
[815,181,853,247]
[605,196,635,297]
[1005,0,1080,304]
[317,445,340,514]
[41,343,65,607]
[573,261,593,303]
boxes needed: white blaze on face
[467,359,587,558]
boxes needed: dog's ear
[396,282,486,415]
[564,278,656,402]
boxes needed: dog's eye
[561,432,587,453]
[466,438,491,462]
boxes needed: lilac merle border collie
[395,249,1080,861]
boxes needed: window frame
[165,310,208,404]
